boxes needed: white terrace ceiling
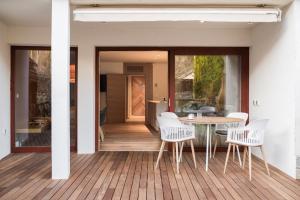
[0,0,293,26]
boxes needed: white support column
[51,0,70,179]
[77,43,95,154]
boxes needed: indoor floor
[99,123,162,151]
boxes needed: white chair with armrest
[155,114,197,173]
[224,119,270,181]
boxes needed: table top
[179,116,243,125]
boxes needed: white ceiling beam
[70,0,292,7]
[73,7,281,23]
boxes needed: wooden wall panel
[106,74,126,123]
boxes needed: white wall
[7,22,251,154]
[294,0,300,157]
[293,0,300,178]
[0,21,10,159]
[250,3,298,178]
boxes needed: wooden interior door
[131,76,145,116]
[106,74,126,123]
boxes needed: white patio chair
[160,112,178,163]
[160,112,178,119]
[155,115,197,173]
[223,119,270,181]
[213,112,248,165]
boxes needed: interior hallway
[99,123,163,151]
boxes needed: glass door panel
[14,49,52,147]
[174,55,241,147]
[12,47,77,151]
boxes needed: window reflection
[15,50,51,147]
[175,55,241,147]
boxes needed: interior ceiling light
[73,7,281,23]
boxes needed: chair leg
[172,143,175,164]
[224,143,232,174]
[232,144,236,162]
[190,140,197,168]
[248,146,252,181]
[176,142,179,174]
[242,146,247,169]
[213,135,218,158]
[260,146,270,176]
[99,127,104,142]
[236,145,242,167]
[179,142,184,162]
[155,141,166,170]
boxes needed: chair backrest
[157,115,195,142]
[157,115,182,128]
[160,112,178,119]
[227,119,268,146]
[227,112,248,126]
[216,112,248,130]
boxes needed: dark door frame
[95,47,249,152]
[10,46,78,153]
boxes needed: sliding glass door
[11,46,77,152]
[170,48,249,148]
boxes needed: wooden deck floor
[0,152,300,200]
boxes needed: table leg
[206,124,210,171]
[209,126,212,158]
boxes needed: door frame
[10,46,78,153]
[95,47,249,152]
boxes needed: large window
[11,47,77,152]
[175,55,241,117]
[172,49,248,148]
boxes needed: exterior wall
[294,0,300,178]
[0,21,10,159]
[250,3,298,178]
[7,22,251,154]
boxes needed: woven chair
[155,115,197,173]
[213,112,248,165]
[224,119,270,181]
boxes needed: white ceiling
[0,0,292,26]
[0,0,51,26]
[99,51,168,63]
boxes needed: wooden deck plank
[0,152,300,200]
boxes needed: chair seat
[225,140,262,147]
[215,130,228,135]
